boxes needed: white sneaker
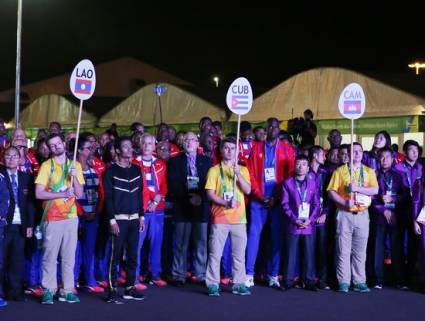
[245,275,255,288]
[268,276,280,288]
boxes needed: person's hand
[147,201,158,213]
[316,214,326,225]
[63,187,75,199]
[188,193,202,207]
[259,196,269,206]
[295,220,304,228]
[111,222,120,236]
[139,217,146,232]
[383,209,394,225]
[70,167,78,177]
[229,198,237,209]
[414,221,422,235]
[265,196,275,208]
[234,163,241,176]
[382,194,392,203]
[301,219,311,228]
[26,227,33,238]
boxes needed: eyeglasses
[14,145,27,149]
[4,155,19,159]
[184,138,198,143]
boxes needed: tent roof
[98,83,226,127]
[230,67,425,121]
[10,94,97,129]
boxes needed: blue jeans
[246,201,284,276]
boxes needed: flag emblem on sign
[343,100,361,114]
[231,95,249,110]
[75,79,92,94]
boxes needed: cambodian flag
[344,100,361,114]
[231,95,249,110]
[74,79,92,94]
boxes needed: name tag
[385,191,395,209]
[264,167,276,183]
[298,202,310,220]
[223,191,234,201]
[148,186,155,192]
[355,193,371,207]
[145,173,152,181]
[243,143,249,150]
[187,176,199,190]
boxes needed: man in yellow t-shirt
[205,137,251,296]
[327,142,378,293]
[35,133,84,304]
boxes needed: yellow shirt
[205,162,250,224]
[327,164,378,212]
[35,158,85,221]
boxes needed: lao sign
[226,77,253,115]
[338,83,366,120]
[70,59,96,100]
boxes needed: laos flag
[74,78,92,94]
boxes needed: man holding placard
[327,143,378,293]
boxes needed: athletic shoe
[397,284,409,291]
[373,284,383,290]
[268,276,281,289]
[123,287,145,301]
[151,279,167,287]
[134,283,147,291]
[318,281,331,290]
[232,284,251,296]
[87,286,105,293]
[338,283,350,293]
[106,290,124,304]
[353,283,370,293]
[58,291,80,303]
[97,281,108,289]
[220,277,232,286]
[26,286,43,298]
[245,275,255,288]
[207,284,220,297]
[0,298,8,307]
[41,290,54,305]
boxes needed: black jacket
[0,169,35,235]
[167,153,212,222]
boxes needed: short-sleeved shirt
[327,163,378,212]
[205,162,250,224]
[35,157,85,221]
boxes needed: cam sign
[338,83,366,120]
[69,59,96,100]
[226,77,253,115]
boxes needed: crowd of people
[0,113,424,307]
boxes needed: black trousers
[108,219,140,290]
[0,225,25,298]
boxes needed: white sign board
[226,77,253,115]
[338,82,366,120]
[69,59,96,100]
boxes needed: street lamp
[213,76,219,88]
[408,62,425,75]
[15,0,23,128]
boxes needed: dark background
[1,1,425,92]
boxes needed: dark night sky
[1,1,425,92]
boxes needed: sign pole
[350,118,354,180]
[71,99,84,186]
[233,114,241,191]
[158,95,163,124]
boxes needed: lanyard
[295,179,307,203]
[403,163,413,194]
[144,160,158,193]
[264,142,277,168]
[382,171,393,192]
[219,163,233,193]
[348,164,365,187]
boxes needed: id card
[148,186,155,192]
[187,176,199,190]
[355,193,371,207]
[264,167,276,183]
[243,143,249,150]
[417,207,425,222]
[145,173,152,181]
[385,191,395,209]
[298,202,310,220]
[223,191,234,201]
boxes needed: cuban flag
[343,100,361,114]
[74,78,92,94]
[231,95,249,110]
